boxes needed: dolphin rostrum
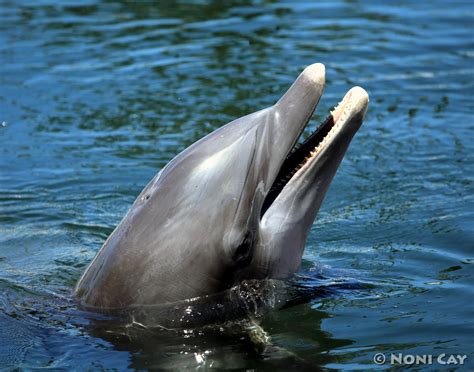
[75,63,369,312]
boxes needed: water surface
[1,0,473,370]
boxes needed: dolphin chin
[75,63,369,311]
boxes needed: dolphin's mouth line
[261,94,351,217]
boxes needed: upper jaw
[262,63,326,197]
[260,65,368,219]
[271,63,326,161]
[252,84,368,279]
[270,85,368,210]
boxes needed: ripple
[0,0,473,369]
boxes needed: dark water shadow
[79,272,371,370]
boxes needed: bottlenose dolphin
[75,63,369,313]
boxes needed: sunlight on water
[0,0,473,369]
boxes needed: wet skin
[75,63,369,310]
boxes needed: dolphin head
[75,63,368,308]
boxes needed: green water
[1,0,473,370]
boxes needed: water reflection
[85,302,348,370]
[1,0,473,369]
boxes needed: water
[1,0,473,370]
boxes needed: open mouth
[261,88,362,217]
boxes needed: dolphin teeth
[307,106,348,160]
[263,85,367,219]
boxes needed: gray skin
[75,63,369,310]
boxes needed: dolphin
[75,63,369,312]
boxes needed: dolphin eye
[232,231,254,265]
